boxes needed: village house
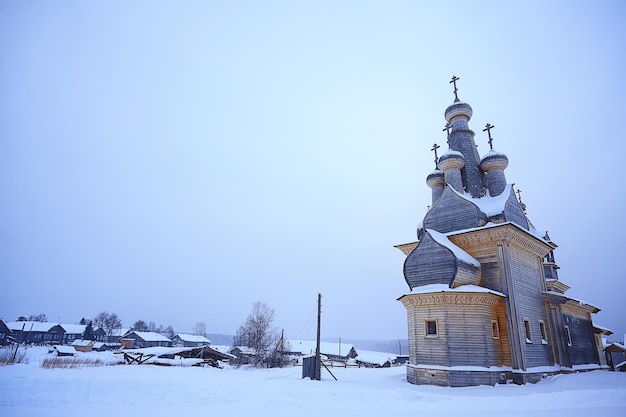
[396,78,610,387]
[46,324,86,345]
[7,321,55,345]
[229,346,257,365]
[120,331,172,349]
[0,319,13,345]
[172,334,211,347]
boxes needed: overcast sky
[1,1,625,342]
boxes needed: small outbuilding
[71,339,94,352]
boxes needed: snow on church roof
[404,283,506,298]
[448,182,513,217]
[427,229,480,267]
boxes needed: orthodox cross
[449,76,460,102]
[483,123,495,149]
[431,143,440,167]
[442,123,452,144]
[516,188,523,204]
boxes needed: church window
[523,319,532,343]
[425,320,438,337]
[539,321,547,344]
[491,320,500,339]
[565,325,572,346]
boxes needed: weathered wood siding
[400,292,509,369]
[447,224,555,371]
[451,262,481,287]
[448,233,503,293]
[562,310,598,366]
[403,233,458,288]
[502,191,529,230]
[507,242,555,368]
[423,187,485,234]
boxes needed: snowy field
[1,347,625,416]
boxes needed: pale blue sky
[1,0,625,341]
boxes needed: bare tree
[27,313,48,322]
[162,325,175,339]
[93,312,123,336]
[234,302,280,367]
[193,322,207,337]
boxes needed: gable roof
[174,334,211,344]
[124,331,171,342]
[71,339,94,347]
[56,324,86,334]
[7,321,54,332]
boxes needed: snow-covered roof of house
[402,283,506,298]
[124,331,171,342]
[53,345,76,354]
[7,321,54,332]
[71,339,94,347]
[57,324,86,334]
[427,229,480,267]
[174,334,211,344]
[354,349,396,366]
[231,346,256,355]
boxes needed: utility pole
[315,293,322,381]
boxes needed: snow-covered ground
[1,346,625,416]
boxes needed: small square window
[523,319,532,343]
[425,320,437,337]
[491,320,500,339]
[539,321,547,344]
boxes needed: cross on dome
[483,123,495,149]
[442,123,452,144]
[431,143,441,167]
[449,76,460,102]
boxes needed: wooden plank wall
[403,233,457,288]
[507,243,555,368]
[423,187,484,234]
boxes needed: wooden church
[395,77,609,387]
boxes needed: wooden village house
[6,321,55,345]
[46,324,86,345]
[171,334,211,347]
[395,79,610,387]
[120,331,172,349]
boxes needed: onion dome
[445,101,473,124]
[480,149,509,172]
[426,169,444,188]
[437,150,465,171]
